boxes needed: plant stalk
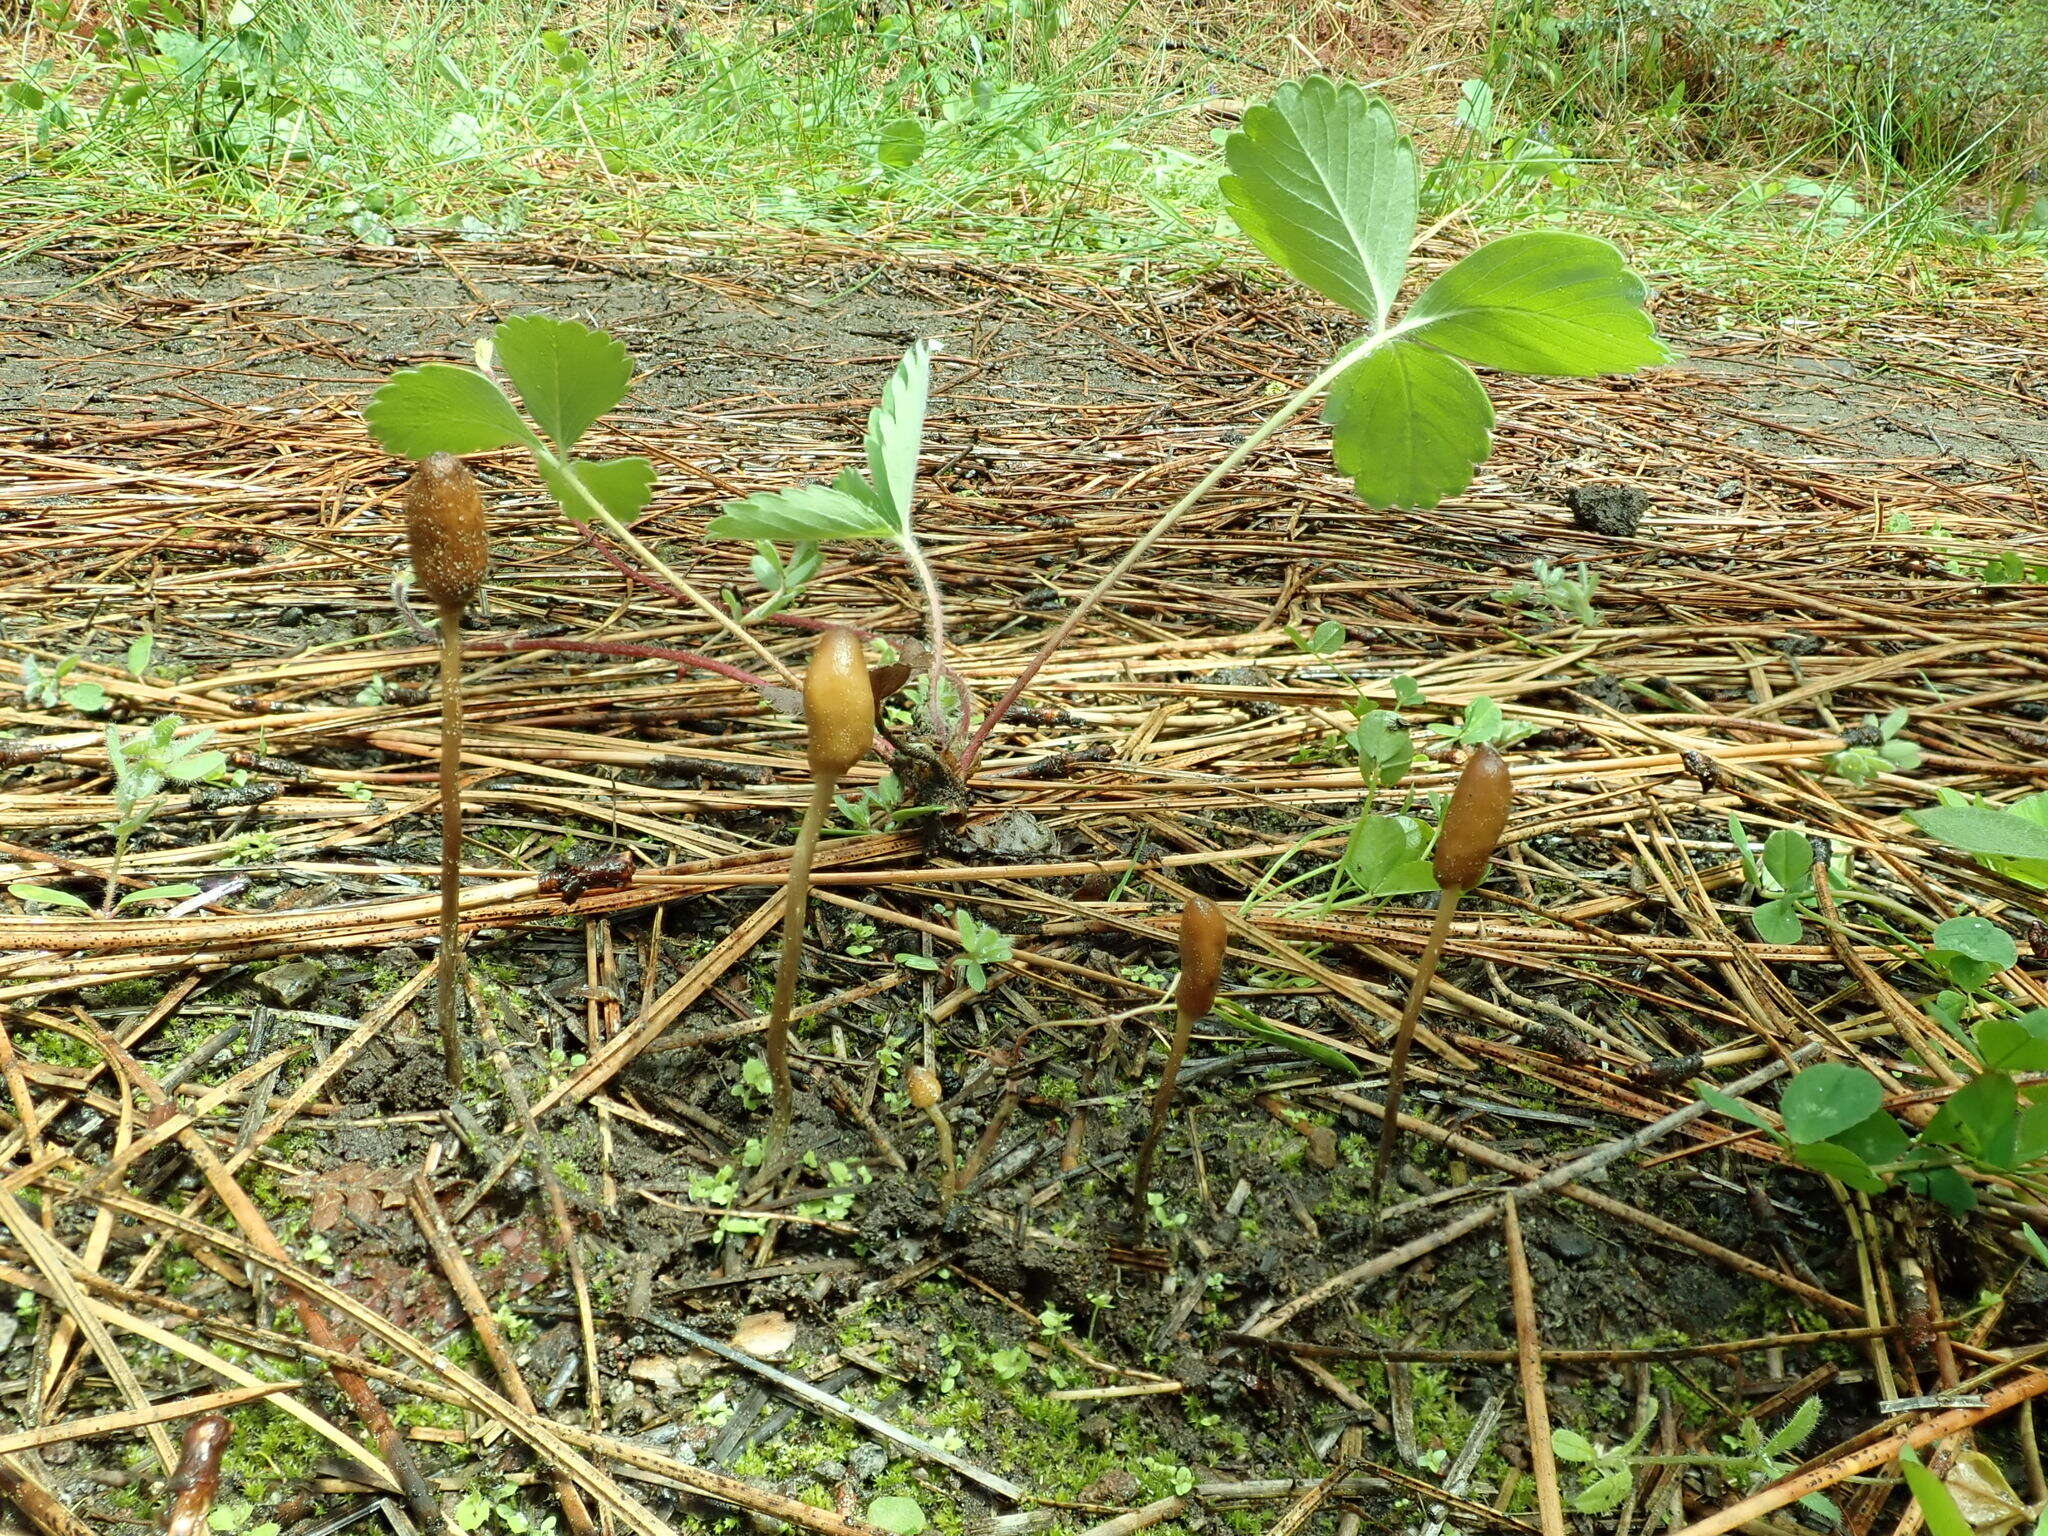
[435,600,467,1090]
[963,325,1412,768]
[764,777,840,1164]
[922,1103,957,1205]
[1368,888,1465,1198]
[897,534,967,742]
[542,446,795,683]
[1132,1003,1198,1225]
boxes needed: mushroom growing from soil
[403,453,489,1093]
[1369,743,1512,1196]
[1132,894,1228,1225]
[762,628,874,1169]
[906,1065,956,1205]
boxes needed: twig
[1505,1198,1568,1536]
[639,1316,1026,1502]
[1242,1044,1822,1338]
[409,1174,597,1536]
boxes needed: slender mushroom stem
[1369,743,1513,1198]
[765,776,839,1158]
[1131,1000,1198,1225]
[434,600,467,1089]
[1367,890,1464,1199]
[401,453,489,1098]
[907,1066,956,1205]
[1133,895,1227,1226]
[761,628,874,1176]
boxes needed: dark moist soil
[3,238,2043,1535]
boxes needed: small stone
[253,959,326,1008]
[1082,1468,1140,1505]
[848,1443,889,1482]
[1211,666,1282,718]
[628,1355,687,1395]
[1543,1222,1598,1261]
[1563,483,1649,537]
[731,1310,797,1360]
[278,606,305,626]
[1395,1164,1438,1196]
[954,809,1060,861]
[1302,1125,1339,1171]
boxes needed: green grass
[3,0,1217,259]
[1480,0,2048,220]
[3,0,2041,317]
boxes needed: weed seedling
[1132,895,1227,1226]
[906,1066,956,1206]
[101,715,226,910]
[1370,744,1513,1196]
[763,628,874,1170]
[403,453,490,1091]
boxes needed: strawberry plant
[363,76,1667,785]
[1700,1000,2048,1214]
[1909,791,2048,890]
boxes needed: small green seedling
[20,653,106,714]
[1292,619,1349,656]
[728,539,821,621]
[102,715,227,904]
[1499,558,1601,627]
[1701,981,2048,1214]
[951,909,1013,993]
[1133,895,1228,1225]
[1729,817,1821,943]
[1555,1400,1833,1520]
[1924,914,2019,993]
[1347,708,1415,787]
[971,78,1666,759]
[1426,695,1538,748]
[11,880,199,914]
[402,453,491,1093]
[1371,744,1513,1195]
[1827,708,1921,785]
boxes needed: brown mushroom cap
[403,453,490,610]
[1431,744,1513,892]
[805,628,875,780]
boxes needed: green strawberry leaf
[1221,76,1417,326]
[363,363,533,458]
[865,340,933,535]
[709,482,897,541]
[1407,231,1672,376]
[1324,339,1493,509]
[492,315,633,452]
[540,456,657,525]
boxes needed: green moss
[222,1400,343,1499]
[22,1029,98,1068]
[86,975,165,1009]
